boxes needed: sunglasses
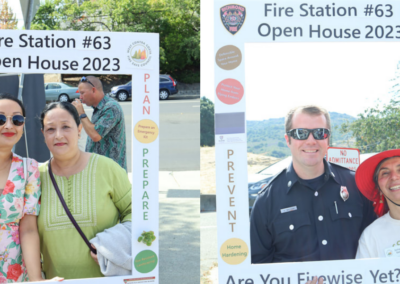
[0,115,25,126]
[287,128,330,140]
[79,76,95,87]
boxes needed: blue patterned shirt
[85,95,127,171]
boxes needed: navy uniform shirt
[250,159,376,263]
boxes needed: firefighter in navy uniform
[250,105,376,264]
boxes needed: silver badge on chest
[340,186,349,202]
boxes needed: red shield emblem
[220,4,246,35]
[340,186,349,202]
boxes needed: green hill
[247,112,356,158]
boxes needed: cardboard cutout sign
[214,1,400,283]
[0,30,159,284]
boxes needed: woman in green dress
[38,102,132,279]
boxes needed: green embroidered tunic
[38,154,132,279]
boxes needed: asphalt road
[159,97,200,171]
[80,95,200,172]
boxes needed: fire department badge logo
[340,186,349,202]
[220,4,246,35]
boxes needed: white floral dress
[0,153,40,283]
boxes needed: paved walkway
[158,171,200,283]
[201,211,218,283]
[81,105,200,283]
[127,171,200,283]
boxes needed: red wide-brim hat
[355,149,400,216]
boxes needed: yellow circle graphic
[134,119,159,143]
[220,238,249,265]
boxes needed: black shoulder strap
[48,159,97,255]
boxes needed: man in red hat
[250,105,376,263]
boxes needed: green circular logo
[134,250,158,273]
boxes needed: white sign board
[214,1,400,284]
[327,147,361,171]
[0,30,160,283]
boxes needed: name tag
[280,206,297,214]
[385,247,400,258]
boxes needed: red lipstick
[2,133,15,137]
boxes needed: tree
[200,97,214,146]
[339,102,400,153]
[0,0,18,29]
[389,61,400,98]
[31,0,200,82]
[339,61,400,153]
[30,0,62,30]
[271,150,285,158]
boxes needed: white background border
[214,1,400,284]
[0,30,159,284]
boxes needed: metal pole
[19,0,34,158]
[24,0,34,30]
[17,74,29,159]
[17,76,24,101]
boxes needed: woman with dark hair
[354,149,400,258]
[38,102,132,279]
[305,150,400,284]
[0,93,42,282]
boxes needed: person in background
[72,76,127,171]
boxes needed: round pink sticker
[216,79,244,105]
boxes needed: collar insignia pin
[340,186,349,202]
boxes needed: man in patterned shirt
[72,76,127,171]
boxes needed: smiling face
[377,157,400,206]
[42,107,82,159]
[0,99,24,149]
[285,111,329,178]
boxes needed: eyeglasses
[0,115,25,126]
[286,128,330,140]
[80,76,95,87]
